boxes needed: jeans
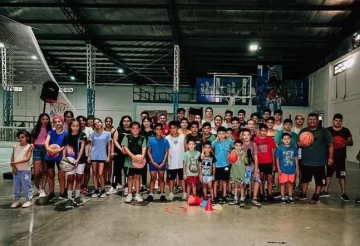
[13,170,32,201]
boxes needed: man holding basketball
[297,113,334,204]
[321,114,353,201]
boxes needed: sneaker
[288,197,295,204]
[160,194,167,203]
[227,192,234,199]
[135,194,143,202]
[252,199,262,207]
[174,186,180,194]
[22,200,33,208]
[124,194,133,203]
[168,192,174,201]
[341,193,350,202]
[59,192,67,200]
[65,199,74,209]
[74,197,84,206]
[11,200,20,208]
[124,187,129,196]
[355,198,360,203]
[281,196,287,204]
[182,192,187,201]
[81,188,88,195]
[91,190,99,198]
[140,186,147,193]
[221,196,227,204]
[146,194,154,202]
[99,190,107,198]
[32,187,39,196]
[46,192,56,203]
[239,199,245,207]
[229,199,239,205]
[319,191,330,197]
[310,194,320,204]
[296,193,307,201]
[273,192,281,199]
[213,196,220,204]
[116,184,123,190]
[267,195,274,203]
[39,189,46,198]
[106,187,117,195]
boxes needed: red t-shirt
[162,124,169,136]
[232,130,239,140]
[254,136,275,164]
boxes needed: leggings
[141,164,148,186]
[112,155,128,189]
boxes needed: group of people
[10,106,359,209]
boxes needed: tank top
[13,144,31,171]
[34,127,48,145]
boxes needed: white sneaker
[106,187,117,195]
[135,194,143,202]
[39,189,46,198]
[182,192,187,200]
[124,194,133,203]
[32,187,39,196]
[116,184,123,190]
[124,187,129,196]
[22,201,33,208]
[11,200,20,208]
[168,192,174,201]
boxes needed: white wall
[310,48,360,162]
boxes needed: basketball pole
[173,45,180,120]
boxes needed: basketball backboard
[212,75,252,99]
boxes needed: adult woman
[211,115,223,134]
[63,110,74,131]
[140,116,154,193]
[88,118,112,198]
[31,113,52,198]
[104,117,115,186]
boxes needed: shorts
[127,167,143,176]
[230,177,243,185]
[258,163,273,175]
[326,157,346,179]
[278,173,296,184]
[167,168,183,180]
[187,176,199,185]
[215,166,230,181]
[202,176,213,183]
[244,165,261,185]
[68,163,85,175]
[91,160,106,164]
[301,165,326,186]
[149,162,166,172]
[45,160,61,170]
[33,145,46,161]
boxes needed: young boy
[254,124,276,201]
[231,117,241,140]
[229,140,248,206]
[276,133,299,203]
[241,129,262,206]
[226,128,233,140]
[202,122,216,142]
[275,119,298,147]
[265,117,278,137]
[165,121,186,200]
[222,110,233,128]
[273,109,283,131]
[183,140,201,197]
[146,123,170,202]
[185,121,203,152]
[211,127,233,203]
[122,122,147,203]
[199,141,216,201]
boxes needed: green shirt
[205,134,216,142]
[229,149,247,182]
[183,150,201,176]
[299,127,332,166]
[121,134,147,168]
[275,130,298,147]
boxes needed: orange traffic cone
[205,199,213,212]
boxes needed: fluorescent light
[0,42,4,48]
[249,44,259,51]
[334,57,354,75]
[31,55,38,60]
[118,68,124,73]
[7,86,23,92]
[70,76,76,81]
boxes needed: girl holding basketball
[88,118,112,198]
[31,113,52,198]
[63,119,87,209]
[104,117,115,187]
[44,115,68,202]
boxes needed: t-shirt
[161,124,169,136]
[229,149,247,181]
[198,154,216,176]
[45,130,68,161]
[65,132,87,163]
[147,137,170,163]
[254,136,276,164]
[114,128,130,156]
[243,141,258,166]
[273,123,283,131]
[121,134,147,168]
[166,134,185,170]
[82,127,94,157]
[34,127,48,145]
[327,127,352,159]
[183,150,201,176]
[211,139,234,168]
[222,122,232,128]
[185,133,203,152]
[275,145,298,174]
[90,131,111,161]
[299,127,333,166]
[203,134,216,142]
[275,130,298,147]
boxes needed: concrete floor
[0,163,359,246]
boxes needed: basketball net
[227,94,236,111]
[47,100,68,117]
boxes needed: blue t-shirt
[90,131,111,161]
[147,136,170,164]
[45,130,68,161]
[211,139,233,168]
[275,145,298,174]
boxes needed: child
[10,130,34,208]
[229,140,248,206]
[276,133,299,203]
[226,128,234,140]
[211,127,234,203]
[273,109,283,131]
[265,117,278,138]
[185,121,203,152]
[275,119,298,147]
[146,123,170,202]
[246,119,258,140]
[199,141,216,201]
[183,139,201,197]
[202,122,216,142]
[178,118,191,135]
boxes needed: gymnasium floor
[0,147,359,246]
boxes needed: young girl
[178,118,191,135]
[10,131,34,208]
[31,113,52,198]
[87,116,94,129]
[88,118,112,198]
[63,120,87,209]
[265,117,278,138]
[104,117,115,187]
[63,110,74,131]
[183,140,201,197]
[199,141,216,201]
[44,115,68,202]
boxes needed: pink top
[34,127,47,145]
[14,144,31,171]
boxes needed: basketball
[333,135,345,149]
[48,144,61,158]
[59,157,76,172]
[299,132,314,147]
[227,152,238,164]
[132,154,146,168]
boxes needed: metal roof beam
[0,2,167,8]
[36,34,173,41]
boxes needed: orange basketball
[333,136,345,149]
[48,144,61,158]
[299,132,314,147]
[227,152,239,164]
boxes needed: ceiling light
[70,76,75,81]
[334,57,354,75]
[249,44,259,52]
[118,68,124,73]
[0,42,4,48]
[31,55,38,60]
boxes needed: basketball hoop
[46,99,68,117]
[227,93,236,111]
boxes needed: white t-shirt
[202,119,215,128]
[165,134,185,170]
[273,123,283,131]
[222,122,232,128]
[83,127,94,156]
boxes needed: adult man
[152,111,159,124]
[176,108,186,124]
[159,114,169,135]
[320,114,353,201]
[237,109,247,128]
[222,110,233,128]
[292,115,305,134]
[297,113,333,204]
[140,111,149,121]
[202,107,214,127]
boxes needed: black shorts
[326,157,346,179]
[215,166,230,181]
[91,160,106,164]
[46,160,61,170]
[167,168,183,180]
[127,167,142,176]
[258,163,273,175]
[300,165,326,186]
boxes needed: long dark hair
[118,115,132,132]
[31,113,52,141]
[141,116,153,132]
[63,110,74,118]
[68,119,80,136]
